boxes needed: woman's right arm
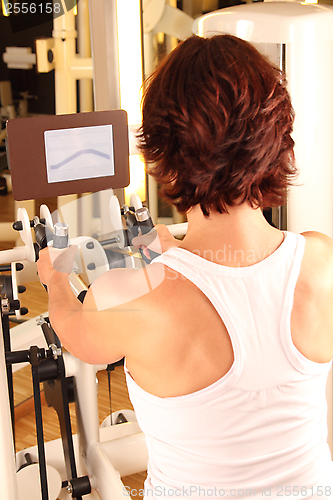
[292,231,333,363]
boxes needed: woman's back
[125,205,333,398]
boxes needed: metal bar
[31,347,49,500]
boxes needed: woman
[38,35,333,498]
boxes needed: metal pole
[0,316,18,500]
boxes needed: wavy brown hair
[138,35,297,215]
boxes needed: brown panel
[6,110,130,201]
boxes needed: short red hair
[138,35,297,215]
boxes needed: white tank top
[124,231,333,499]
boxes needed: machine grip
[134,207,160,263]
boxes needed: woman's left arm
[37,245,166,365]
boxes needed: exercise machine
[0,195,187,500]
[1,108,187,499]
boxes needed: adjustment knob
[53,223,69,249]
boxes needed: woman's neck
[179,203,284,267]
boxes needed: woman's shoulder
[301,230,333,246]
[301,231,333,262]
[87,262,167,311]
[299,231,333,291]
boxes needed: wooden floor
[0,187,146,496]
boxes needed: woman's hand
[132,224,181,260]
[37,245,78,288]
